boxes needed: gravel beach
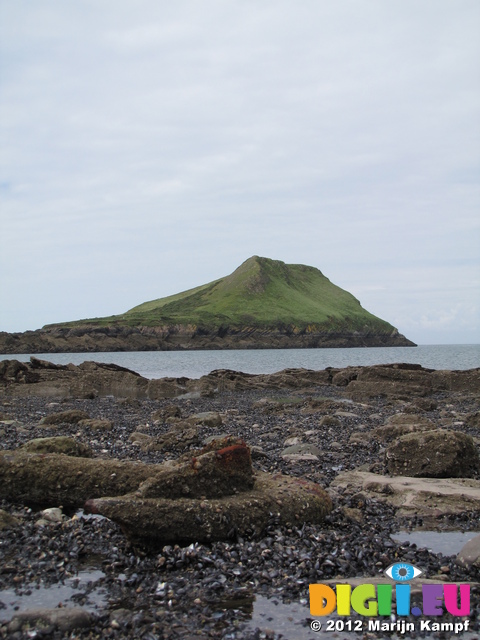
[1,370,479,639]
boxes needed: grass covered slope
[54,256,401,336]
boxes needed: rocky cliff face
[0,323,415,354]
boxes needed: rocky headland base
[0,359,479,638]
[0,324,415,353]
[0,255,418,353]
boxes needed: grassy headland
[45,256,400,336]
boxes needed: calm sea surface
[1,344,478,379]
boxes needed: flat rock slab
[331,470,480,517]
[281,444,322,457]
[282,453,319,462]
[85,472,332,548]
[0,440,332,547]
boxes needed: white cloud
[0,0,479,344]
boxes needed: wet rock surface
[0,363,479,638]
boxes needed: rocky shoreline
[0,324,415,354]
[0,361,479,638]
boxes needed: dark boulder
[386,429,480,478]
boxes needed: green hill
[51,256,403,336]
[0,256,414,352]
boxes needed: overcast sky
[1,1,479,345]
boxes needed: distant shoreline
[0,324,415,355]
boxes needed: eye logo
[385,562,422,582]
[309,560,471,620]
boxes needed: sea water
[0,569,106,622]
[391,530,479,557]
[0,344,478,379]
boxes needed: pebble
[0,387,479,638]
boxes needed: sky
[0,1,479,345]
